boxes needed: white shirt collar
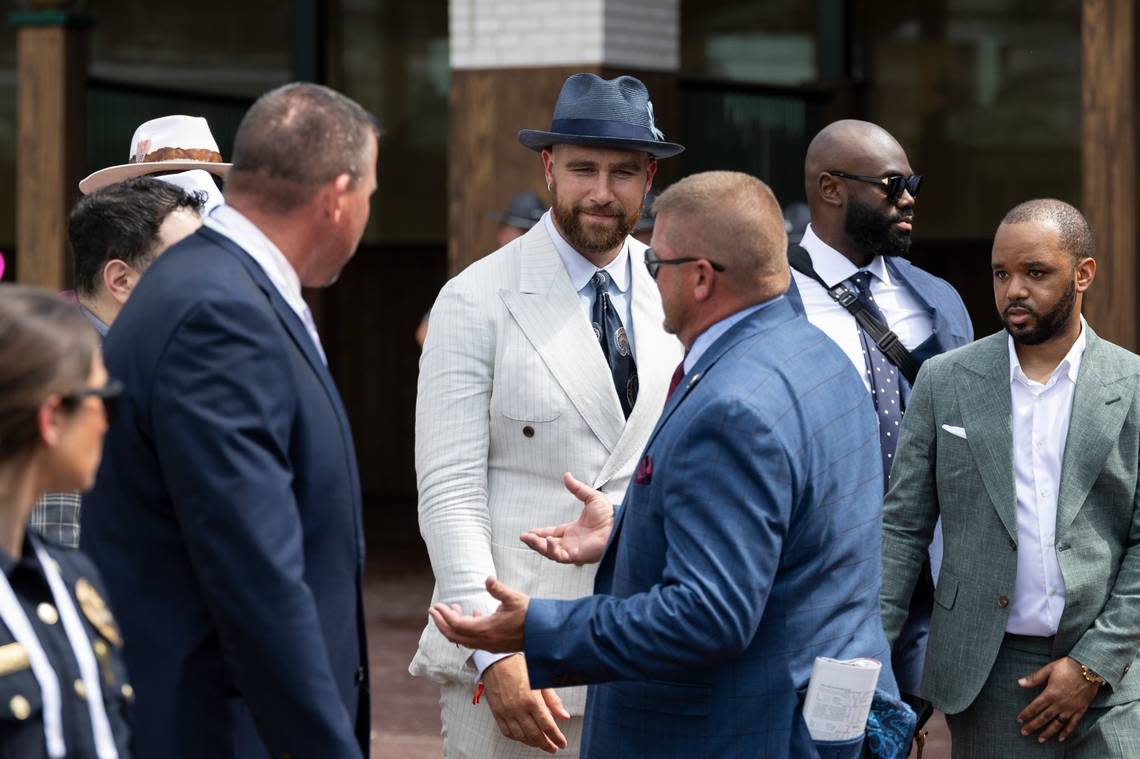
[542,211,631,294]
[1008,317,1088,386]
[799,223,891,287]
[205,205,304,307]
[684,297,782,374]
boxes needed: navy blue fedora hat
[518,74,684,159]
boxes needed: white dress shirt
[1005,320,1087,636]
[543,211,636,359]
[204,205,327,364]
[793,224,933,395]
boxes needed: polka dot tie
[591,270,638,418]
[848,271,903,487]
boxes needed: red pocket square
[634,454,653,485]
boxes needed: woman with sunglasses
[0,284,131,758]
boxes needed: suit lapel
[594,251,680,486]
[954,334,1017,541]
[200,228,363,527]
[886,258,971,354]
[1057,329,1136,531]
[498,225,625,452]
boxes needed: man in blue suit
[786,121,973,711]
[82,83,378,758]
[430,171,898,758]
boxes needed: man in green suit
[881,199,1140,756]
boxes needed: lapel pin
[687,372,701,388]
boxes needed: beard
[1002,277,1077,345]
[551,184,642,255]
[844,195,913,259]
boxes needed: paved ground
[363,528,951,758]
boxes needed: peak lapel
[498,226,625,452]
[1057,331,1137,531]
[954,335,1016,541]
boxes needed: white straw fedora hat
[79,115,231,194]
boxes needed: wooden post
[10,10,88,290]
[1082,0,1138,350]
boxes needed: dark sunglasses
[827,171,923,202]
[59,379,124,424]
[644,247,726,280]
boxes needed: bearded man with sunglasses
[787,120,973,723]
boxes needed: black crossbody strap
[788,245,920,385]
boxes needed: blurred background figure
[79,115,231,214]
[783,201,811,246]
[632,190,657,245]
[493,191,547,247]
[0,284,133,758]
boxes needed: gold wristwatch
[1080,663,1106,686]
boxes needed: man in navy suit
[786,120,973,709]
[82,83,378,758]
[430,171,897,758]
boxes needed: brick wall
[450,0,678,71]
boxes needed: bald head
[804,120,909,205]
[802,120,916,265]
[653,171,789,299]
[1000,199,1093,262]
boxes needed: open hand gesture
[520,472,614,565]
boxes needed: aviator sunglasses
[826,171,923,203]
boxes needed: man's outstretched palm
[520,472,614,565]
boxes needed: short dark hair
[1000,199,1094,262]
[227,82,380,213]
[70,177,205,297]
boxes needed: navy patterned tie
[847,271,903,486]
[591,271,638,417]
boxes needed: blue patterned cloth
[865,688,917,759]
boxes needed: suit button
[998,596,1010,608]
[1125,664,1131,675]
[36,603,58,625]
[1009,538,1017,552]
[522,425,535,438]
[1057,543,1070,551]
[8,695,29,720]
[354,666,366,685]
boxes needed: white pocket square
[941,424,967,440]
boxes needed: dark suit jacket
[524,297,896,759]
[82,226,368,758]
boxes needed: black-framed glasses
[827,170,923,202]
[60,379,124,424]
[644,247,726,280]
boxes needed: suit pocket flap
[934,573,959,610]
[607,679,711,717]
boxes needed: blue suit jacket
[524,297,897,758]
[82,227,368,758]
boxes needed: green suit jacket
[881,326,1140,714]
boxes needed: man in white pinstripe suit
[410,73,683,757]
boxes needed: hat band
[549,118,660,143]
[129,147,223,164]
